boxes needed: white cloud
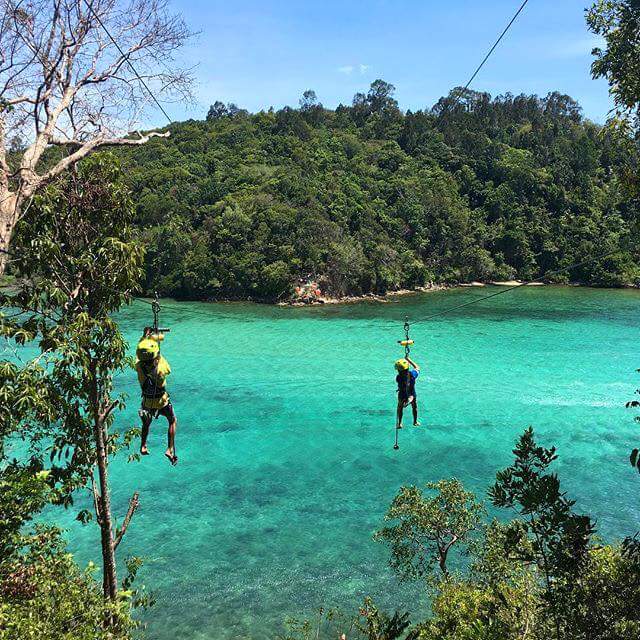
[338,64,370,76]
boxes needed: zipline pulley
[150,292,170,339]
[397,317,413,359]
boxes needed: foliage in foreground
[285,429,640,640]
[0,157,147,637]
[0,470,134,639]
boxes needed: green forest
[120,84,639,302]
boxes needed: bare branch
[0,0,194,273]
[50,129,170,147]
[113,491,139,550]
[33,129,168,189]
[90,470,102,524]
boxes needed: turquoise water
[40,288,640,638]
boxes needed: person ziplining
[393,319,422,450]
[388,246,623,450]
[395,356,421,430]
[135,296,178,466]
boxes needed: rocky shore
[276,282,544,306]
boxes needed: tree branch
[30,130,170,193]
[51,130,170,147]
[99,398,119,422]
[90,471,102,524]
[113,491,139,550]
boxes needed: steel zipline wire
[138,0,529,325]
[445,0,531,111]
[82,0,174,126]
[9,0,535,327]
[409,247,623,326]
[11,0,609,332]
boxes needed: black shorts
[398,391,417,403]
[139,402,176,423]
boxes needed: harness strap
[140,362,166,399]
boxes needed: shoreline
[157,280,639,307]
[276,280,600,307]
[280,284,449,306]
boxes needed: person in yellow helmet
[395,356,420,430]
[136,327,178,465]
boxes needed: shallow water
[34,287,640,638]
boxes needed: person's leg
[396,399,405,429]
[412,398,420,426]
[166,419,177,460]
[162,404,178,464]
[140,410,152,455]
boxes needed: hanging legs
[396,394,416,430]
[411,396,420,427]
[165,406,178,466]
[161,403,178,466]
[139,404,178,465]
[140,410,152,455]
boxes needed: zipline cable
[445,0,531,111]
[391,0,529,452]
[82,0,173,125]
[409,247,623,326]
[80,0,532,325]
[393,246,623,451]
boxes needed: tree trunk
[89,361,118,601]
[94,415,118,600]
[0,190,18,277]
[438,537,456,577]
[438,552,449,577]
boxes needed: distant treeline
[118,82,640,301]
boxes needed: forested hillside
[119,82,639,301]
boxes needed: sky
[158,0,613,126]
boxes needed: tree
[299,90,323,126]
[587,0,640,201]
[0,468,136,638]
[299,89,320,111]
[489,427,596,640]
[373,431,640,640]
[0,0,194,274]
[374,479,485,579]
[207,100,229,120]
[1,155,145,608]
[367,79,398,114]
[588,0,640,125]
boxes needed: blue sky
[161,0,612,125]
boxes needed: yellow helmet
[395,358,410,371]
[137,338,159,362]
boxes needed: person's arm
[406,356,419,372]
[158,356,171,378]
[136,363,146,387]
